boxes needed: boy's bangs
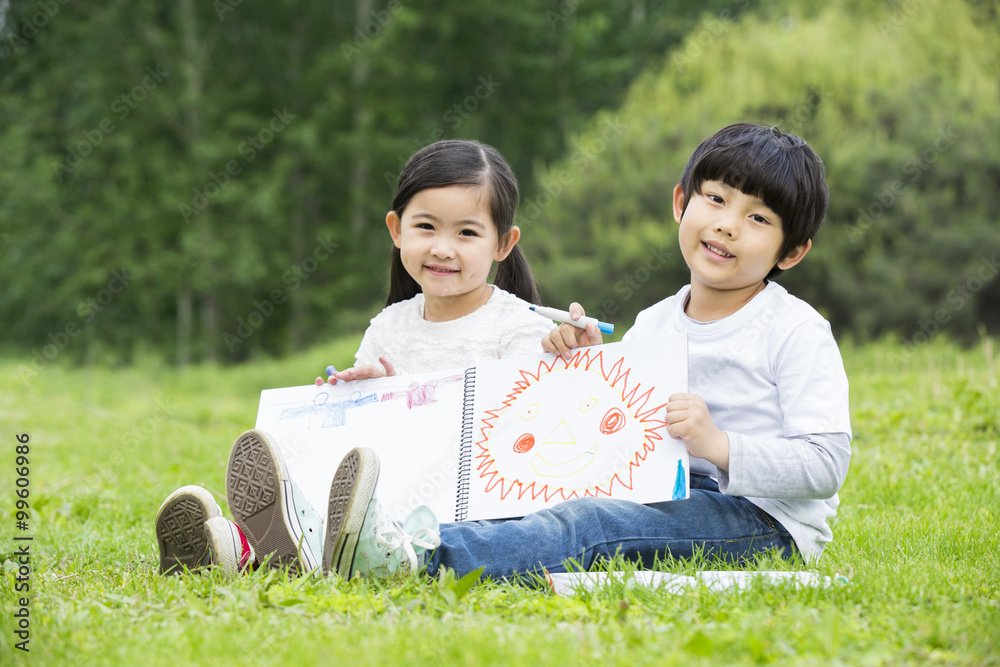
[690,141,800,224]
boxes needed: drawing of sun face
[475,349,668,502]
[487,368,642,488]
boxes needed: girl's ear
[385,211,403,248]
[672,184,685,224]
[776,239,812,271]
[495,225,521,261]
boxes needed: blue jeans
[425,475,796,580]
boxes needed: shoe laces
[372,504,441,572]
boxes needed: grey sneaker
[325,447,441,579]
[155,486,255,575]
[226,429,323,574]
[155,485,221,574]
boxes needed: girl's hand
[666,393,730,471]
[541,302,604,359]
[315,357,397,385]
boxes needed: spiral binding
[455,367,476,521]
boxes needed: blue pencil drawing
[279,390,378,429]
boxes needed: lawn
[1,335,998,666]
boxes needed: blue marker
[326,365,338,377]
[530,305,614,336]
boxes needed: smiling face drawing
[474,349,668,502]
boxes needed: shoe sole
[226,430,313,574]
[323,447,380,578]
[155,485,219,574]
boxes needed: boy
[317,122,852,580]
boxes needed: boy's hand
[666,393,730,471]
[541,302,604,359]
[315,357,397,385]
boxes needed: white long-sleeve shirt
[623,282,852,562]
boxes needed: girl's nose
[430,238,456,258]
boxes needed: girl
[157,140,555,576]
[319,138,553,384]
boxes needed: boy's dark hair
[679,122,829,279]
[387,139,540,306]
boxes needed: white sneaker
[204,516,256,574]
[156,485,221,574]
[226,429,323,574]
[155,486,254,575]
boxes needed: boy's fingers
[568,302,586,320]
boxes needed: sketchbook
[254,336,689,524]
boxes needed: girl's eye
[416,222,434,230]
[459,229,480,237]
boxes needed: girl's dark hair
[386,139,540,306]
[679,122,829,279]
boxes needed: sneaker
[155,486,255,575]
[156,485,221,574]
[326,447,441,579]
[225,429,323,574]
[204,516,256,574]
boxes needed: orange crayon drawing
[474,348,669,503]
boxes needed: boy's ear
[672,184,685,224]
[776,239,812,271]
[495,225,521,261]
[385,211,403,248]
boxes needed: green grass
[1,335,998,666]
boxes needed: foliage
[525,0,1000,342]
[0,0,743,364]
[1,336,998,665]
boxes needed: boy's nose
[715,213,740,237]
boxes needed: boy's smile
[674,180,810,320]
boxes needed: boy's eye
[750,214,769,224]
[707,194,724,204]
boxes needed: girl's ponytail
[494,244,540,305]
[386,246,421,307]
